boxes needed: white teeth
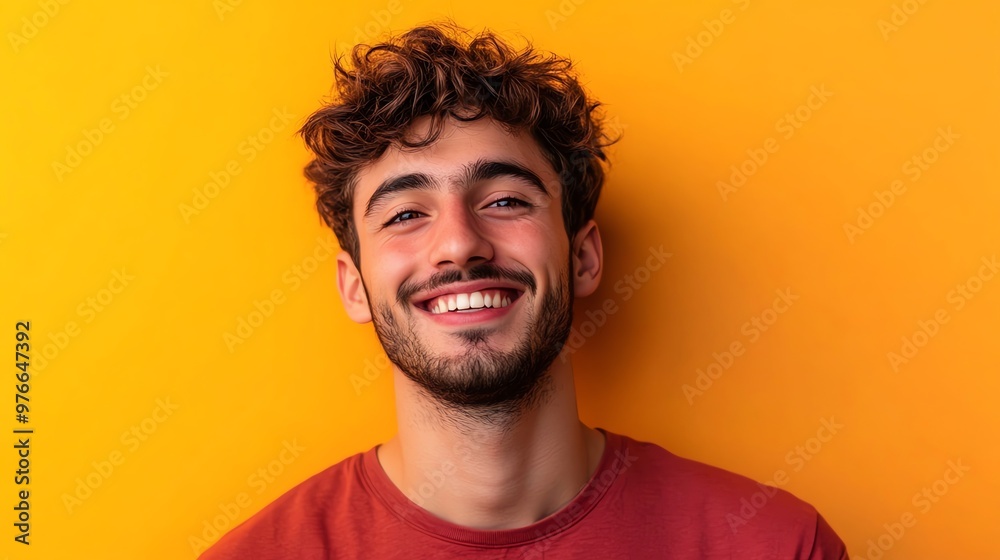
[426,290,514,313]
[469,292,484,308]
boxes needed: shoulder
[607,431,848,558]
[197,450,369,560]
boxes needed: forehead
[352,117,562,212]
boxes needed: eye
[486,196,531,209]
[383,208,424,228]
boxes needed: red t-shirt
[200,429,849,559]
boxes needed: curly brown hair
[298,22,618,266]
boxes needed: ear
[336,252,373,324]
[570,220,603,298]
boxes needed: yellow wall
[1,0,996,558]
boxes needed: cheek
[491,222,570,287]
[524,233,567,262]
[361,245,413,299]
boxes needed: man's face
[342,116,578,419]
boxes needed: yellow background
[1,0,997,558]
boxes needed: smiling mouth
[420,289,521,314]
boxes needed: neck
[376,360,606,529]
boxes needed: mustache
[397,263,537,306]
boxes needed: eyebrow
[363,158,551,219]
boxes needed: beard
[367,261,574,428]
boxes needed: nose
[427,202,494,268]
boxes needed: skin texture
[336,116,607,529]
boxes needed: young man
[201,23,849,559]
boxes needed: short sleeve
[806,512,850,559]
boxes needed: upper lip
[410,280,526,308]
